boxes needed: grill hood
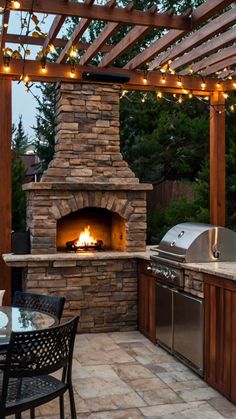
[154,222,236,263]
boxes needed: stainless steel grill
[150,222,236,288]
[150,222,236,377]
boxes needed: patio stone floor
[10,331,236,418]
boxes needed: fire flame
[75,225,96,246]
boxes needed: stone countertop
[183,261,236,282]
[2,246,156,267]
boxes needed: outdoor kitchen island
[4,248,236,404]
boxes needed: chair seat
[0,374,67,415]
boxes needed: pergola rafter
[175,29,236,74]
[149,7,236,71]
[98,4,157,68]
[56,0,96,64]
[179,45,236,76]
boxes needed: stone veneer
[21,257,138,333]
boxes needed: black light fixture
[82,72,130,84]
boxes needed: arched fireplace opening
[57,207,126,252]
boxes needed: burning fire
[75,225,96,246]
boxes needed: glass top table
[0,306,58,347]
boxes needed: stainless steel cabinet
[156,282,204,376]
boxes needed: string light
[11,0,21,9]
[188,91,193,99]
[69,46,78,59]
[216,81,221,88]
[48,44,55,53]
[230,104,235,112]
[70,59,76,77]
[143,65,148,83]
[178,95,183,104]
[201,77,206,89]
[161,74,166,84]
[23,75,29,83]
[157,91,162,98]
[3,54,10,71]
[40,55,47,73]
[189,66,193,74]
[223,92,228,99]
[177,77,182,87]
[233,81,236,89]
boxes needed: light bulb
[230,105,235,112]
[201,82,206,89]
[11,1,21,9]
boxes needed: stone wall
[23,258,138,333]
[184,269,204,298]
[41,83,139,184]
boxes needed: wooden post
[0,77,12,304]
[210,91,225,226]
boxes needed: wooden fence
[147,180,194,213]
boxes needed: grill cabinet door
[173,291,204,375]
[156,283,173,350]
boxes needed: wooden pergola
[0,0,235,300]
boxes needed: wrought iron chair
[0,316,79,419]
[0,292,65,370]
[12,291,65,322]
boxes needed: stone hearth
[19,82,152,332]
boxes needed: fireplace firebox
[57,207,125,252]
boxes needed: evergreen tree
[12,116,28,231]
[34,83,56,169]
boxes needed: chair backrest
[0,316,79,405]
[13,291,65,321]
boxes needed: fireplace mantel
[23,182,152,191]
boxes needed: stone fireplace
[19,82,152,332]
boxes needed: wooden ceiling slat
[98,4,157,68]
[201,55,236,76]
[149,7,236,71]
[171,28,236,73]
[0,56,225,92]
[79,1,134,66]
[179,45,236,75]
[0,10,10,51]
[57,0,96,64]
[5,34,113,52]
[0,0,191,30]
[125,0,235,71]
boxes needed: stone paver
[8,331,236,418]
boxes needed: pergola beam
[5,33,113,53]
[0,9,10,50]
[0,0,191,30]
[149,7,236,71]
[210,92,226,226]
[98,4,157,68]
[0,77,11,304]
[0,56,227,92]
[171,29,236,73]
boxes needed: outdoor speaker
[82,72,130,84]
